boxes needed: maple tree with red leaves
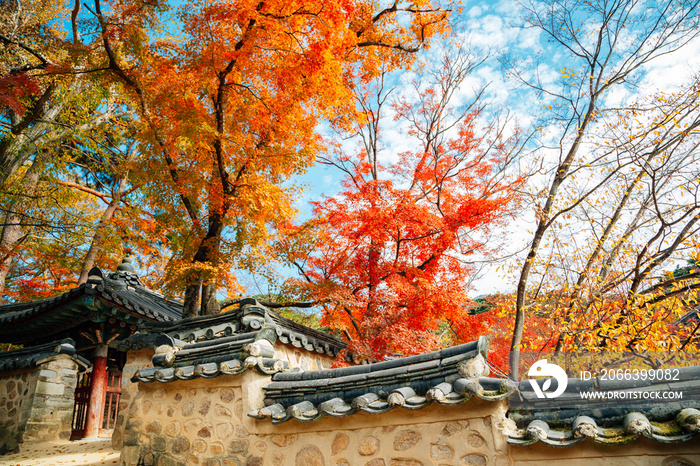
[0,73,40,117]
[282,52,525,361]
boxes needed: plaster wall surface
[273,346,334,372]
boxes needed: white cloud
[467,6,484,18]
[640,35,700,93]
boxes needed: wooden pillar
[84,344,108,438]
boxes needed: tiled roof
[124,303,700,447]
[118,298,347,357]
[249,337,517,424]
[507,409,700,447]
[0,339,90,374]
[507,366,700,447]
[0,259,183,345]
[675,305,700,327]
[129,299,349,383]
[132,328,292,383]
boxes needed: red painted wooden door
[99,370,122,436]
[70,369,122,439]
[70,372,91,439]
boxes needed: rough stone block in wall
[112,349,154,450]
[38,370,57,379]
[34,381,65,397]
[118,373,508,466]
[0,354,83,451]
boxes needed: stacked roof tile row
[129,299,347,383]
[250,337,517,423]
[0,338,90,374]
[507,365,700,446]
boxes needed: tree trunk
[0,87,55,189]
[0,158,43,299]
[201,280,220,315]
[77,177,128,285]
[182,211,225,317]
[183,277,202,318]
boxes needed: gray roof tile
[0,339,90,374]
[248,337,516,424]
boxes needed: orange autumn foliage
[306,147,518,361]
[96,0,451,314]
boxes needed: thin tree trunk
[0,158,43,299]
[510,104,595,377]
[77,177,128,284]
[553,169,646,353]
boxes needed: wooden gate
[70,371,91,439]
[100,370,122,436]
[70,369,122,439]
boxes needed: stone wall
[112,342,335,453]
[0,354,84,453]
[113,348,154,450]
[119,372,510,466]
[119,371,700,466]
[0,368,37,453]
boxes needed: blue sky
[255,0,700,300]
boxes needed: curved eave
[0,285,181,345]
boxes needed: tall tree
[0,119,141,301]
[536,83,700,355]
[0,0,128,298]
[0,0,119,187]
[282,50,524,361]
[507,0,700,377]
[93,0,451,317]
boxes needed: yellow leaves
[559,67,577,79]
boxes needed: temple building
[0,256,348,454]
[0,256,182,448]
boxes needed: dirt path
[0,439,119,466]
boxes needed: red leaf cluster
[292,102,523,361]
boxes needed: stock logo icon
[527,359,568,399]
